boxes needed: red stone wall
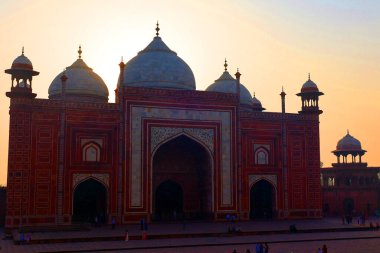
[0,187,5,226]
[240,115,322,219]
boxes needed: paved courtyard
[1,218,380,253]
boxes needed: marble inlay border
[73,173,109,189]
[249,174,277,188]
[151,127,214,154]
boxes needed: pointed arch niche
[249,174,278,213]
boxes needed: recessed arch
[152,134,213,220]
[255,147,269,165]
[72,178,107,223]
[343,198,354,215]
[82,142,101,162]
[250,179,276,219]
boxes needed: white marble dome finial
[156,21,160,37]
[78,45,82,59]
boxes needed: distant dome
[48,48,108,102]
[121,35,195,90]
[336,132,362,151]
[301,74,319,93]
[252,93,265,111]
[206,70,253,105]
[11,49,33,70]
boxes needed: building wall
[0,187,5,226]
[321,166,380,216]
[5,87,323,230]
[240,112,322,219]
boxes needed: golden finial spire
[224,58,228,71]
[253,92,256,98]
[347,129,350,135]
[78,45,82,59]
[308,72,311,80]
[155,21,160,37]
[22,46,24,55]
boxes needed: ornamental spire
[22,46,24,55]
[155,21,160,37]
[78,45,82,59]
[224,58,228,71]
[308,72,311,80]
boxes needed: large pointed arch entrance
[250,179,275,219]
[152,135,212,221]
[72,178,107,223]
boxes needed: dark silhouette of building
[321,131,380,216]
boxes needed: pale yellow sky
[1,0,380,185]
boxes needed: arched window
[255,148,269,165]
[82,143,100,162]
[328,177,335,187]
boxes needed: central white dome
[121,36,196,90]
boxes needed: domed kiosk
[5,47,39,98]
[297,74,324,114]
[332,131,366,164]
[120,24,195,90]
[48,46,109,102]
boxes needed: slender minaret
[235,69,242,216]
[57,72,68,224]
[280,87,288,217]
[117,57,125,223]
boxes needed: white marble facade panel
[129,105,233,208]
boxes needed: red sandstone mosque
[4,25,324,230]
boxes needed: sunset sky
[0,0,379,185]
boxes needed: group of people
[232,242,269,253]
[317,244,328,253]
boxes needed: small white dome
[336,132,362,151]
[206,70,253,105]
[252,93,265,111]
[301,74,319,93]
[48,54,109,102]
[11,51,33,70]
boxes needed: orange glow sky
[1,0,380,185]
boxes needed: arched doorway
[250,179,275,219]
[155,180,183,220]
[152,135,212,221]
[343,198,354,215]
[72,178,107,223]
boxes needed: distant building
[321,131,380,216]
[4,24,323,231]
